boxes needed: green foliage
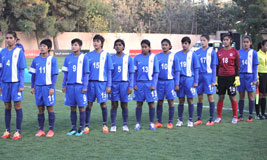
[17,19,36,32]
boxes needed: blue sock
[70,111,77,130]
[102,107,108,126]
[79,111,85,130]
[188,104,194,122]
[5,109,11,132]
[122,108,128,126]
[85,108,91,128]
[136,107,142,124]
[197,103,203,120]
[249,100,254,118]
[110,108,117,126]
[178,104,184,121]
[38,113,45,131]
[149,107,155,123]
[48,112,55,131]
[156,105,163,123]
[209,102,215,121]
[168,106,175,123]
[238,100,245,117]
[16,109,23,133]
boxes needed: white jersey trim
[186,50,193,77]
[11,48,21,82]
[206,47,213,73]
[148,54,155,80]
[247,49,253,73]
[45,56,53,85]
[99,51,107,81]
[122,54,129,81]
[167,52,175,79]
[76,54,85,84]
[29,67,36,73]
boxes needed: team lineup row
[0,31,267,140]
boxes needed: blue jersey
[29,55,59,85]
[111,54,134,81]
[195,47,218,74]
[62,53,89,84]
[134,53,159,81]
[175,50,200,76]
[0,47,27,82]
[156,51,180,80]
[86,50,113,81]
[239,49,259,73]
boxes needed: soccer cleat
[75,129,84,136]
[12,131,21,140]
[206,121,214,126]
[154,122,163,128]
[247,117,253,122]
[83,127,90,134]
[149,123,156,131]
[134,123,141,131]
[67,129,76,136]
[232,118,238,124]
[110,126,117,132]
[263,114,267,119]
[187,121,193,128]
[103,125,109,133]
[237,116,243,122]
[176,119,183,127]
[46,130,54,138]
[214,117,222,123]
[1,130,11,139]
[122,125,129,132]
[167,123,173,129]
[35,130,45,137]
[256,115,265,120]
[194,120,203,125]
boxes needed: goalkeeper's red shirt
[217,48,240,76]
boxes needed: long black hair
[141,39,151,53]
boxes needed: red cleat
[194,120,203,125]
[35,130,45,137]
[155,122,163,128]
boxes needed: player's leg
[134,82,145,130]
[148,101,156,130]
[100,102,109,133]
[187,97,194,127]
[121,102,129,132]
[206,94,215,126]
[36,106,45,137]
[110,101,118,132]
[13,101,23,140]
[247,91,255,122]
[76,106,85,136]
[67,106,77,135]
[229,94,238,124]
[238,91,245,121]
[135,101,143,130]
[215,76,227,123]
[176,97,185,127]
[167,99,175,129]
[155,100,164,128]
[46,106,55,137]
[85,82,95,133]
[195,94,203,125]
[1,102,12,139]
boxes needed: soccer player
[30,39,58,137]
[0,31,27,140]
[62,38,89,136]
[194,34,217,126]
[155,39,180,129]
[215,32,240,124]
[237,36,258,122]
[133,39,159,131]
[255,39,267,119]
[85,34,113,133]
[175,36,200,128]
[110,39,134,132]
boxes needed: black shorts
[259,73,267,94]
[216,76,236,96]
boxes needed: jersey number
[142,66,149,73]
[73,65,76,72]
[6,60,10,66]
[200,57,206,64]
[93,62,100,69]
[161,63,168,70]
[39,67,46,74]
[222,58,228,63]
[180,61,186,67]
[118,66,122,72]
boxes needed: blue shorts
[133,81,158,102]
[197,74,215,95]
[157,79,177,100]
[177,76,197,98]
[110,81,131,102]
[65,84,87,107]
[35,85,55,106]
[1,82,23,102]
[237,73,256,92]
[87,81,108,103]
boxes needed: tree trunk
[53,36,59,50]
[35,31,40,48]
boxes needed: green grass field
[0,57,267,160]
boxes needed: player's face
[262,42,267,52]
[200,37,209,48]
[72,42,81,52]
[40,44,49,54]
[6,34,16,47]
[114,42,124,53]
[161,41,170,52]
[141,43,150,54]
[182,42,190,50]
[223,36,231,47]
[93,39,102,50]
[243,38,251,50]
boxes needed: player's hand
[0,88,2,95]
[82,89,87,93]
[19,88,24,92]
[234,76,240,87]
[251,81,257,86]
[211,83,216,87]
[150,86,156,91]
[62,88,66,93]
[49,88,54,95]
[193,84,198,88]
[106,88,111,94]
[175,85,179,91]
[128,88,133,95]
[134,86,138,91]
[31,88,35,94]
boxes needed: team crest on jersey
[230,53,233,56]
[79,60,82,64]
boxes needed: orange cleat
[155,122,163,128]
[1,130,11,139]
[247,118,253,122]
[237,116,243,122]
[167,123,173,129]
[84,127,90,134]
[46,130,54,138]
[103,125,109,133]
[206,121,214,126]
[35,130,45,137]
[194,120,203,125]
[12,131,21,140]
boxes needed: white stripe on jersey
[167,52,175,79]
[0,63,3,68]
[122,55,129,81]
[45,56,53,85]
[247,49,253,73]
[148,54,155,80]
[186,50,193,77]
[29,67,36,73]
[62,66,68,72]
[76,54,85,84]
[12,48,21,82]
[206,48,213,73]
[99,51,107,81]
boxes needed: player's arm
[151,56,159,90]
[62,58,69,93]
[193,53,199,88]
[174,55,180,91]
[82,56,89,93]
[234,50,241,87]
[18,50,27,91]
[105,53,113,94]
[252,51,259,85]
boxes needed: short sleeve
[153,55,159,73]
[193,53,200,69]
[19,49,27,69]
[83,55,89,74]
[62,56,68,72]
[128,56,135,73]
[29,58,36,74]
[174,54,181,72]
[253,50,259,65]
[134,57,138,70]
[212,50,218,65]
[106,53,114,70]
[52,57,59,75]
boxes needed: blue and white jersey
[156,51,180,80]
[0,47,27,82]
[239,49,259,74]
[62,53,89,84]
[86,50,113,81]
[29,55,59,85]
[134,53,159,81]
[111,54,134,81]
[175,50,200,76]
[195,47,218,74]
